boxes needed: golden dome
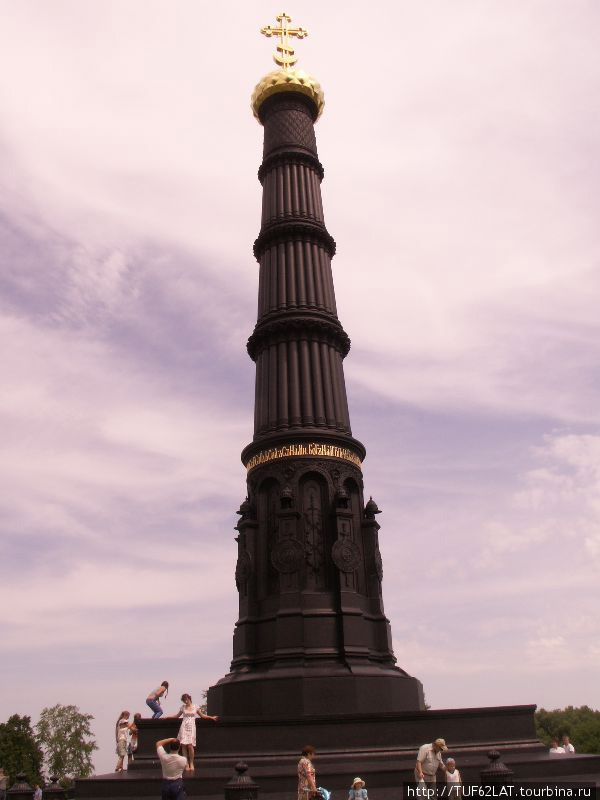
[251,68,325,123]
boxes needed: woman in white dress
[171,693,218,771]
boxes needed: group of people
[116,680,218,779]
[115,711,142,771]
[152,726,460,800]
[126,702,579,800]
[297,739,462,800]
[549,735,576,754]
[155,739,371,800]
[414,738,462,795]
[297,745,371,800]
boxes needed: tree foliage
[35,704,97,780]
[535,706,600,754]
[200,689,208,714]
[0,714,44,786]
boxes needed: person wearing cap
[415,738,448,788]
[348,777,368,800]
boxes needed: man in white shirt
[562,735,575,754]
[415,739,448,788]
[156,737,188,799]
[549,738,565,755]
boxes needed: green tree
[200,690,208,714]
[35,704,97,780]
[535,706,600,754]
[0,714,44,785]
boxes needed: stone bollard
[43,776,66,798]
[480,750,515,786]
[7,773,34,798]
[224,761,259,800]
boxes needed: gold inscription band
[245,442,363,472]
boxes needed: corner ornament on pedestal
[235,550,252,589]
[374,546,384,581]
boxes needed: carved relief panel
[256,478,280,597]
[301,475,330,590]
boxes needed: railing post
[7,773,34,799]
[224,761,259,800]
[43,776,66,798]
[480,750,515,786]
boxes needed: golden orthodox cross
[260,12,308,70]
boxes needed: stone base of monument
[76,705,600,799]
[207,668,425,717]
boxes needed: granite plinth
[130,704,540,770]
[75,704,600,799]
[208,669,424,717]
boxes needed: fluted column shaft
[248,93,354,442]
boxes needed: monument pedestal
[75,704,600,799]
[208,665,424,717]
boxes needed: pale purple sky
[1,0,599,775]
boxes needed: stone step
[76,751,600,799]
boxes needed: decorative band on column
[258,152,324,183]
[247,316,351,360]
[244,440,363,472]
[254,220,336,260]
